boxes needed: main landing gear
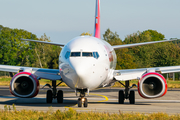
[43,81,63,104]
[77,89,88,107]
[118,81,137,104]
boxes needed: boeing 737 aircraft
[0,0,180,107]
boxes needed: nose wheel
[77,89,88,107]
[78,97,88,107]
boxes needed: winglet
[94,0,101,39]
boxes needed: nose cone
[69,58,95,89]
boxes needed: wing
[114,65,180,81]
[21,39,65,47]
[0,65,61,81]
[112,39,179,50]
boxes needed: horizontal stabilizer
[21,39,65,47]
[113,39,179,50]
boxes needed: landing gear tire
[118,90,124,104]
[129,90,135,104]
[83,98,88,107]
[78,98,82,107]
[46,90,53,103]
[57,90,63,103]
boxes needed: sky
[0,0,180,44]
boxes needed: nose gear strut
[77,89,88,107]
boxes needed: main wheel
[129,90,135,104]
[46,90,53,103]
[83,98,88,107]
[78,98,82,107]
[118,90,124,104]
[57,90,63,103]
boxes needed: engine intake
[138,72,167,98]
[10,72,39,98]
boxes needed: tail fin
[94,0,100,39]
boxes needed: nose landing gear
[78,97,88,107]
[77,89,88,107]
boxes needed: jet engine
[10,72,39,98]
[138,72,167,98]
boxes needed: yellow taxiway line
[65,93,109,109]
[89,93,109,102]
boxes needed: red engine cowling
[138,72,167,99]
[10,72,39,98]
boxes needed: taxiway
[0,86,180,114]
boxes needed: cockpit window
[93,52,99,59]
[71,52,81,57]
[65,51,70,59]
[67,51,99,58]
[82,52,93,57]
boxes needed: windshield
[68,51,99,59]
[70,52,81,57]
[82,52,93,57]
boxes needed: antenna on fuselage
[94,0,101,39]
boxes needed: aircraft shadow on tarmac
[0,87,180,108]
[0,98,77,107]
[2,97,178,107]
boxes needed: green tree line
[0,25,61,70]
[103,29,180,69]
[0,25,180,72]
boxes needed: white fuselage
[59,36,117,90]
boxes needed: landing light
[82,98,85,102]
[114,72,121,76]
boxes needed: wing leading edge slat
[114,65,180,81]
[0,65,61,81]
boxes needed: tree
[103,28,137,69]
[30,33,61,69]
[0,25,61,69]
[80,32,92,36]
[123,29,180,68]
[0,25,37,66]
[124,29,165,44]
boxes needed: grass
[1,105,180,120]
[1,76,180,88]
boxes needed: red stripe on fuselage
[104,45,113,62]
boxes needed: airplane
[0,0,180,108]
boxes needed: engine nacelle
[10,72,39,98]
[138,72,167,99]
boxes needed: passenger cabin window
[71,52,81,57]
[93,52,99,59]
[65,51,70,59]
[82,52,93,57]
